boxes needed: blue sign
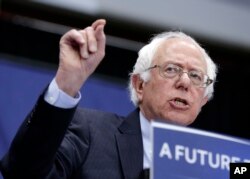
[151,122,250,179]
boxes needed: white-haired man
[0,19,217,179]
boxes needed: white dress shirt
[44,78,81,108]
[139,112,152,169]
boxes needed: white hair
[128,31,218,106]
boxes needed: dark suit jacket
[0,94,144,179]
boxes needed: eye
[164,64,180,74]
[189,71,203,82]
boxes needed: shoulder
[71,107,125,130]
[75,107,124,121]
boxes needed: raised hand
[55,19,106,97]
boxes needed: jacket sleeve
[0,92,78,179]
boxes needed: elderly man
[0,19,217,179]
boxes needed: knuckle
[86,26,93,31]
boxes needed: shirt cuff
[44,78,81,108]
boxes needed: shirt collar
[139,112,151,140]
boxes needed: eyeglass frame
[145,63,214,88]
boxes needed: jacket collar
[115,109,144,179]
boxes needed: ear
[131,74,144,102]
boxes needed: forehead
[153,38,206,71]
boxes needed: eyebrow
[163,60,206,73]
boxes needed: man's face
[137,38,208,126]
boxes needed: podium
[150,122,250,179]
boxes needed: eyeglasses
[145,63,213,87]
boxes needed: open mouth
[170,97,189,109]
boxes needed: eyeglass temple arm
[206,78,213,86]
[146,65,159,71]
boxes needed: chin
[165,116,194,126]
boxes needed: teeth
[175,100,182,105]
[175,99,186,106]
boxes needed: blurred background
[0,0,250,165]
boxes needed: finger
[91,19,106,30]
[95,24,106,52]
[79,30,89,59]
[61,29,84,46]
[85,27,97,53]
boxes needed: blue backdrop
[0,56,134,178]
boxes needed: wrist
[55,76,79,97]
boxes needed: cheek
[189,97,205,117]
[190,105,201,118]
[142,80,170,107]
[148,83,171,103]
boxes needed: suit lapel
[115,109,143,179]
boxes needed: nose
[175,72,192,91]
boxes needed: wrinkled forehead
[153,37,207,70]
